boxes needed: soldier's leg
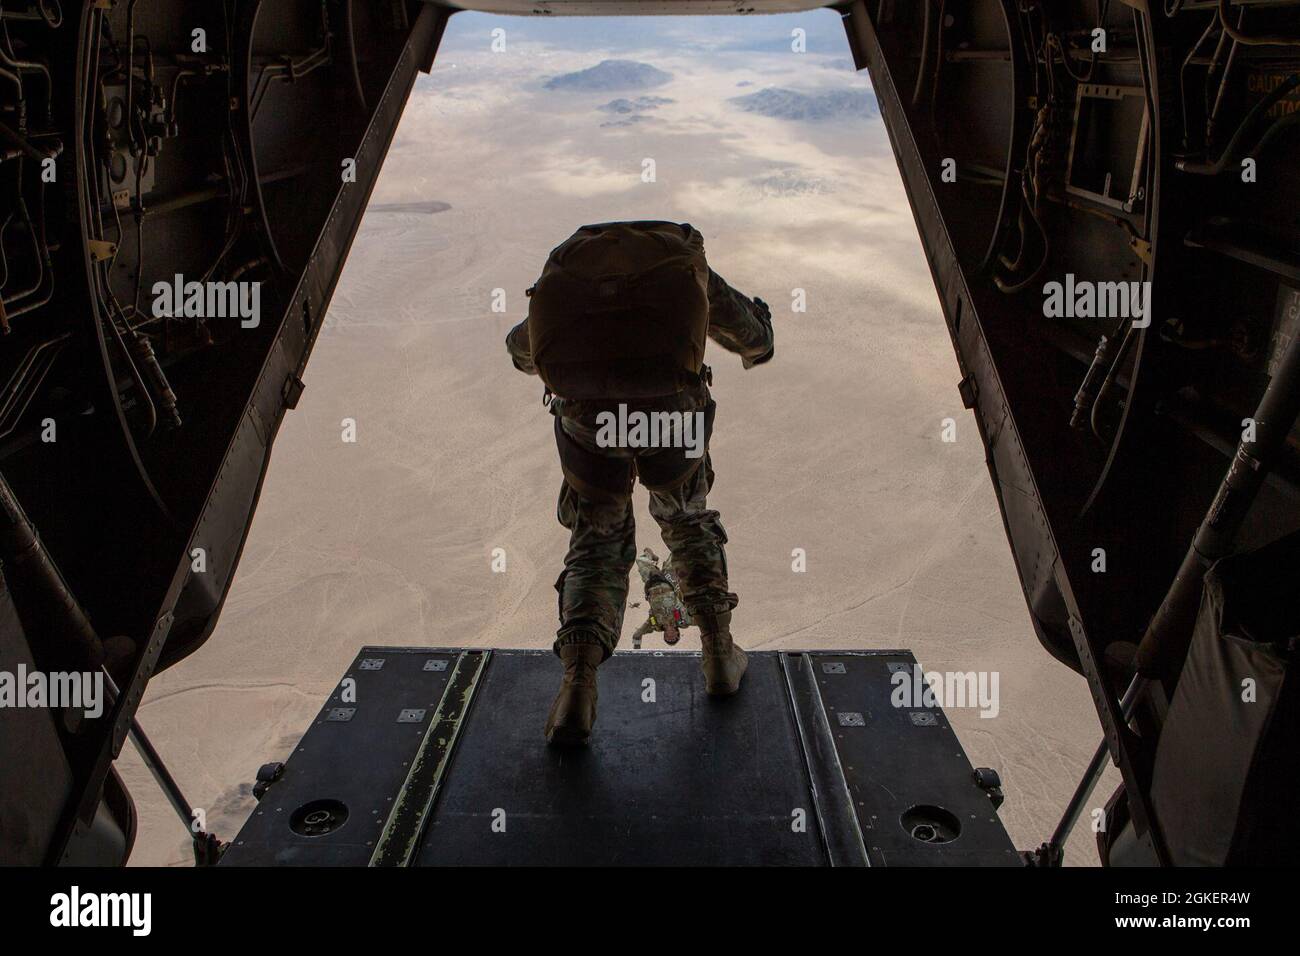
[554,478,637,660]
[546,477,635,746]
[646,454,737,617]
[647,454,747,695]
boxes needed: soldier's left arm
[505,318,537,375]
[704,268,774,369]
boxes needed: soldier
[505,221,774,746]
[630,547,691,649]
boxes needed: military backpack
[525,220,710,400]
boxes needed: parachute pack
[525,221,711,400]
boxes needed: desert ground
[118,10,1117,866]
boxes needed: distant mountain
[544,59,672,92]
[600,115,653,129]
[367,200,452,215]
[729,87,877,121]
[598,95,674,114]
[750,168,831,197]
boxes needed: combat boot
[544,642,605,746]
[698,610,747,696]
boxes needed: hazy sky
[437,8,853,56]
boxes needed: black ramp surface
[415,650,827,866]
[221,648,458,866]
[804,652,1021,866]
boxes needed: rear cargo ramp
[222,648,1019,866]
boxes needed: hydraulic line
[0,20,52,123]
[1089,323,1136,442]
[1071,332,1118,431]
[0,117,55,162]
[911,0,933,108]
[3,175,57,320]
[994,98,1052,294]
[1049,2,1112,86]
[1176,72,1300,174]
[927,0,946,142]
[1077,7,1157,517]
[1217,0,1300,47]
[0,334,67,439]
[1202,16,1232,119]
[1205,4,1243,146]
[103,302,158,438]
[343,0,367,112]
[75,4,175,524]
[1179,12,1220,150]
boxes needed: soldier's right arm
[705,268,774,368]
[505,318,537,375]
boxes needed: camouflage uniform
[631,548,692,649]
[507,268,774,659]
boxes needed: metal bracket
[87,239,117,262]
[282,373,306,410]
[958,374,979,410]
[1129,236,1153,266]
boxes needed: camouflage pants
[554,454,738,658]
